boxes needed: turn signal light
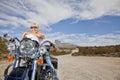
[37,58,43,64]
[8,56,13,62]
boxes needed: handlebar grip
[9,38,15,42]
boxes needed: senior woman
[21,23,45,40]
[21,23,59,80]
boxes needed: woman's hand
[34,32,45,39]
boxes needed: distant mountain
[54,40,78,49]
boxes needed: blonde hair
[30,23,39,29]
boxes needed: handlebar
[3,33,20,43]
[40,40,56,49]
[14,37,20,42]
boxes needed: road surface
[0,55,120,80]
[57,55,120,80]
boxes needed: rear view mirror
[3,33,11,41]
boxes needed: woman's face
[30,26,39,33]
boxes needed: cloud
[0,0,72,28]
[0,30,10,33]
[0,29,14,36]
[46,32,120,46]
[0,0,120,46]
[68,0,120,20]
[0,0,120,28]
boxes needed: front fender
[4,63,14,77]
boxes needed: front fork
[31,60,37,80]
[13,59,38,80]
[13,58,20,68]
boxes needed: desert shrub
[72,45,120,57]
[50,49,71,56]
[0,37,9,59]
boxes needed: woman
[21,23,59,80]
[21,23,45,41]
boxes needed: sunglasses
[30,26,38,29]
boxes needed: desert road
[0,55,120,80]
[57,55,120,80]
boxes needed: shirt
[25,34,43,44]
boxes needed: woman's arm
[21,32,29,40]
[36,32,45,39]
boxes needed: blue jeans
[45,52,55,70]
[44,52,59,80]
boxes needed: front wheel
[36,65,55,80]
[4,65,30,80]
[4,63,14,80]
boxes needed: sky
[0,0,120,46]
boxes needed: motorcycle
[3,34,58,80]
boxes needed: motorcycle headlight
[19,39,37,55]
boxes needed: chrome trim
[31,60,37,80]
